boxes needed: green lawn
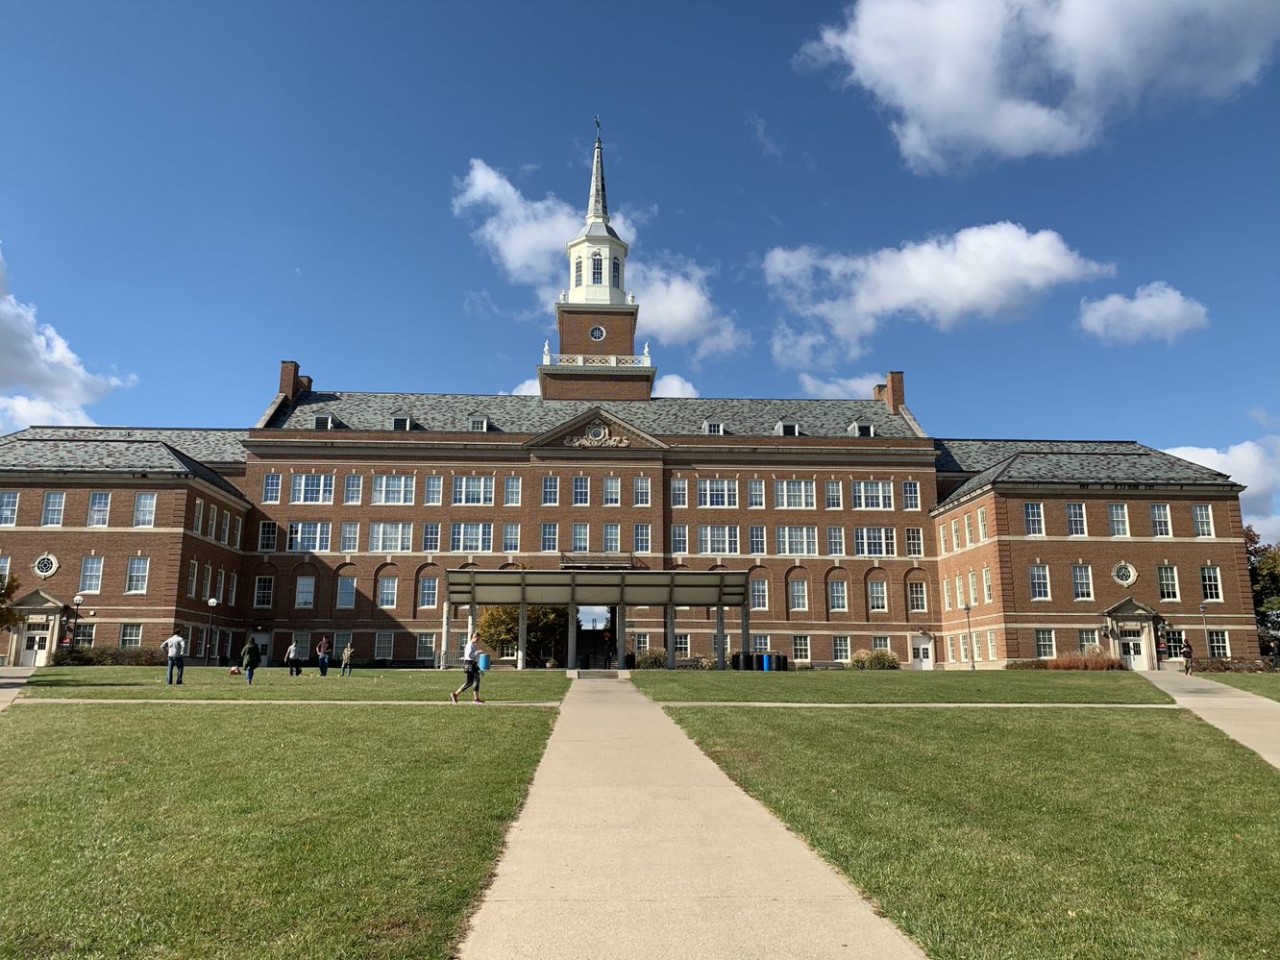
[631,669,1171,704]
[1201,672,1280,703]
[0,703,555,960]
[671,706,1280,960]
[21,665,571,702]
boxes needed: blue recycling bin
[762,653,773,672]
[477,653,491,671]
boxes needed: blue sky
[1,0,1278,536]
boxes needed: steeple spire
[566,119,629,305]
[587,116,608,224]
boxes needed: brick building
[0,136,1257,669]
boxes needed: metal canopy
[446,568,748,608]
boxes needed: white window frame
[125,557,149,594]
[828,579,848,612]
[903,481,920,511]
[1030,564,1051,600]
[867,580,887,612]
[633,476,651,507]
[336,575,357,609]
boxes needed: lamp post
[963,602,974,670]
[205,597,218,664]
[68,594,84,649]
[1199,602,1208,664]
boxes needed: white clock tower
[565,126,630,306]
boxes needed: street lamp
[205,597,218,664]
[963,602,974,671]
[68,594,84,649]
[1199,602,1208,665]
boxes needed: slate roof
[933,439,1149,473]
[0,427,249,464]
[265,392,923,439]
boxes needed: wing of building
[0,135,1257,670]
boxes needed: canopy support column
[616,605,626,669]
[716,605,726,671]
[741,603,751,667]
[517,603,528,671]
[567,603,578,671]
[665,605,676,670]
[440,604,450,668]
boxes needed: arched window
[611,257,621,288]
[574,258,583,287]
[591,252,603,285]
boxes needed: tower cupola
[565,120,630,306]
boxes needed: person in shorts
[451,633,486,704]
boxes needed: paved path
[0,666,35,713]
[455,678,927,960]
[14,698,557,707]
[1141,669,1280,770]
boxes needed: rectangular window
[187,560,198,598]
[1036,629,1056,659]
[418,577,438,608]
[982,567,993,603]
[908,581,927,612]
[254,576,274,608]
[1109,503,1129,537]
[503,523,521,553]
[119,624,143,648]
[943,578,951,611]
[792,636,811,661]
[775,480,816,509]
[0,556,8,585]
[79,556,104,593]
[674,635,690,657]
[604,476,621,506]
[633,524,651,552]
[671,525,688,554]
[851,481,893,509]
[450,522,493,552]
[903,481,920,510]
[375,632,394,660]
[202,565,212,600]
[453,476,495,506]
[633,476,651,507]
[291,473,334,504]
[1077,629,1099,652]
[416,633,436,661]
[868,580,887,612]
[1158,565,1180,601]
[603,523,621,552]
[747,479,765,508]
[336,576,356,609]
[542,476,559,506]
[939,525,948,554]
[234,517,242,549]
[697,479,739,508]
[42,492,65,526]
[369,522,413,552]
[854,527,897,556]
[0,491,17,526]
[1150,503,1171,537]
[572,476,590,506]
[633,634,649,653]
[827,527,845,555]
[377,576,397,609]
[1030,564,1051,599]
[571,523,589,552]
[130,492,156,528]
[215,569,225,603]
[371,475,415,505]
[207,504,218,539]
[750,579,768,610]
[748,525,766,554]
[287,521,331,552]
[504,476,522,506]
[340,522,359,553]
[262,473,281,503]
[424,476,443,506]
[968,571,978,606]
[833,636,850,661]
[828,580,847,611]
[344,474,362,505]
[872,635,890,652]
[825,480,843,509]
[1024,502,1044,536]
[1193,504,1214,537]
[421,522,440,552]
[1208,630,1229,658]
[541,523,558,552]
[788,579,808,611]
[670,478,688,507]
[1067,502,1087,536]
[905,527,924,557]
[87,492,111,527]
[125,557,149,594]
[977,507,989,540]
[295,576,316,609]
[73,625,97,650]
[1072,564,1093,600]
[951,519,960,550]
[776,526,818,555]
[1201,566,1222,601]
[220,512,229,544]
[697,525,739,554]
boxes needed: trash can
[624,653,635,670]
[776,654,788,672]
[477,653,491,671]
[743,652,756,671]
[762,654,773,672]
[730,651,741,671]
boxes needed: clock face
[589,326,606,342]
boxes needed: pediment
[1104,597,1157,619]
[524,408,668,451]
[12,589,65,611]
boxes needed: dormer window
[469,416,490,433]
[391,416,412,432]
[314,415,334,430]
[574,258,583,287]
[591,252,603,285]
[848,422,874,438]
[704,420,724,436]
[611,257,621,288]
[775,420,800,437]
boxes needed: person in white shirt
[284,640,302,677]
[161,630,186,686]
[451,633,486,704]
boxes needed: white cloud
[799,0,1280,173]
[745,112,783,158]
[770,323,837,372]
[0,248,134,433]
[798,372,883,399]
[502,378,540,397]
[652,374,700,398]
[452,159,746,361]
[1079,281,1209,344]
[1165,437,1280,543]
[764,221,1112,357]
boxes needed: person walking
[241,637,262,685]
[284,639,303,677]
[451,633,486,704]
[316,635,332,676]
[161,629,186,686]
[1181,638,1194,675]
[340,640,354,677]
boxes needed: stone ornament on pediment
[564,419,631,448]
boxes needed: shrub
[51,646,167,667]
[1005,659,1048,670]
[1191,657,1271,673]
[849,648,901,670]
[1047,650,1128,671]
[634,650,669,670]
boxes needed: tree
[0,573,22,633]
[476,605,578,667]
[1245,525,1280,650]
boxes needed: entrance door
[1119,638,1144,670]
[249,631,271,664]
[20,633,48,667]
[911,640,933,671]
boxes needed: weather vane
[594,115,601,136]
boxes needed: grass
[670,706,1280,960]
[1201,672,1280,703]
[20,665,571,702]
[0,702,555,960]
[630,669,1172,704]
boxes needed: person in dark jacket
[241,638,262,685]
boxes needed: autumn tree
[476,605,578,666]
[1245,525,1280,651]
[0,573,22,633]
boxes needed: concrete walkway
[455,678,927,960]
[1141,669,1280,770]
[0,666,35,713]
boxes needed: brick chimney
[883,371,904,414]
[279,361,312,402]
